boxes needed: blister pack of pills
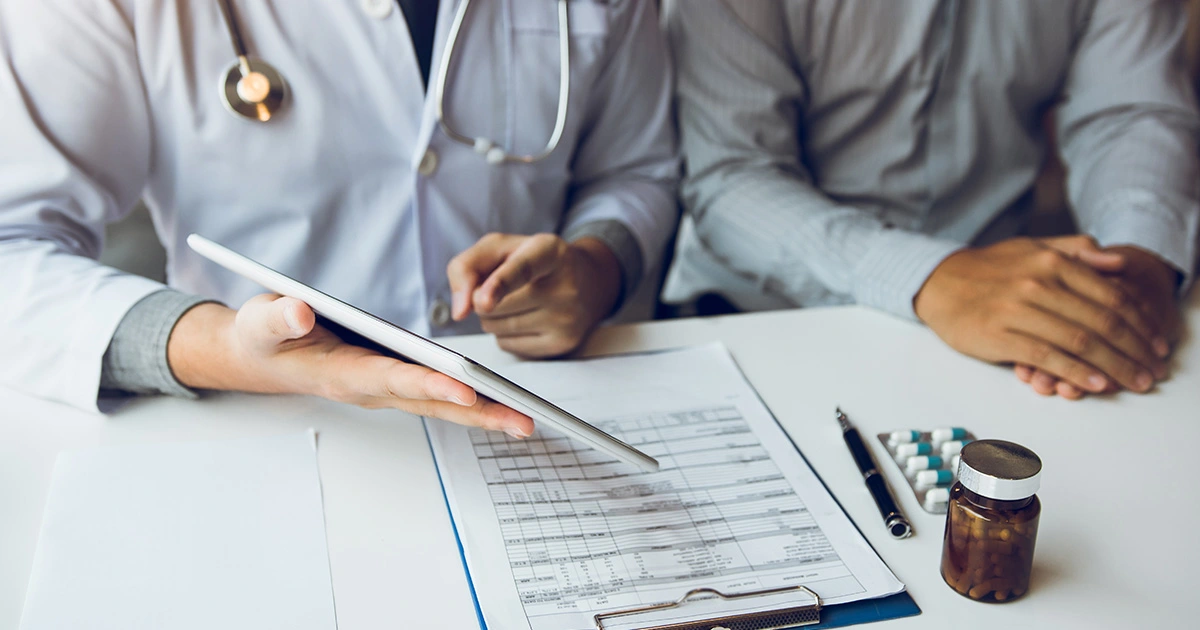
[876,427,976,514]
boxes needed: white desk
[4,292,1198,629]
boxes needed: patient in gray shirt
[661,0,1200,400]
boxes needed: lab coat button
[361,0,393,20]
[429,298,451,327]
[418,149,439,177]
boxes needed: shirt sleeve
[100,290,217,398]
[561,219,643,311]
[664,0,962,320]
[0,0,166,410]
[1055,0,1200,291]
[557,0,681,303]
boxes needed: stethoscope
[216,0,571,165]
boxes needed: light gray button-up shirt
[661,0,1200,319]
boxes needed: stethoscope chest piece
[220,57,288,122]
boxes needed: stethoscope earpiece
[220,57,288,122]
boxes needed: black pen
[835,407,913,539]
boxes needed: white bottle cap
[956,440,1042,501]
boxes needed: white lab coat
[0,0,678,410]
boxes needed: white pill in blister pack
[916,469,954,487]
[895,442,933,458]
[877,427,978,515]
[924,487,951,510]
[905,455,945,472]
[932,427,968,444]
[941,439,972,457]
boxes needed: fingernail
[1088,375,1107,392]
[451,291,467,319]
[446,394,470,407]
[283,307,303,334]
[1136,372,1153,391]
[1154,338,1169,358]
[504,426,529,440]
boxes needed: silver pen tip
[835,407,850,430]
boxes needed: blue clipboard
[423,348,921,629]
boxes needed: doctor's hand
[1012,242,1182,399]
[447,233,622,358]
[166,296,534,438]
[914,235,1170,398]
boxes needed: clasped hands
[915,235,1181,400]
[168,233,620,436]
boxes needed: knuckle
[1028,341,1054,366]
[560,282,581,302]
[1014,277,1043,299]
[1103,289,1128,311]
[1035,249,1064,270]
[515,259,533,284]
[1067,329,1093,355]
[1097,310,1123,339]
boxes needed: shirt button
[417,149,439,177]
[429,298,451,328]
[361,0,393,20]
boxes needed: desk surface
[4,292,1199,629]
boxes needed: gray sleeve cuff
[99,289,217,398]
[562,219,645,312]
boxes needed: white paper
[427,344,904,630]
[19,431,337,630]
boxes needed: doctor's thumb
[239,294,317,348]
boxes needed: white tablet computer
[187,234,660,473]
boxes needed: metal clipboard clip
[593,584,822,630]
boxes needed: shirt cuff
[1084,189,1198,295]
[851,229,965,320]
[562,219,644,312]
[99,289,217,398]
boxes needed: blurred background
[101,0,1200,288]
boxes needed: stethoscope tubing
[433,0,572,164]
[216,0,572,164]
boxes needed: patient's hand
[915,235,1169,398]
[1012,241,1180,399]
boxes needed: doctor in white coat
[0,0,678,438]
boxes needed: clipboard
[428,424,920,630]
[423,346,922,629]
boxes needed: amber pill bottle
[940,439,1042,603]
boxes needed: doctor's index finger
[475,234,566,313]
[447,233,527,320]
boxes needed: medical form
[426,344,905,630]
